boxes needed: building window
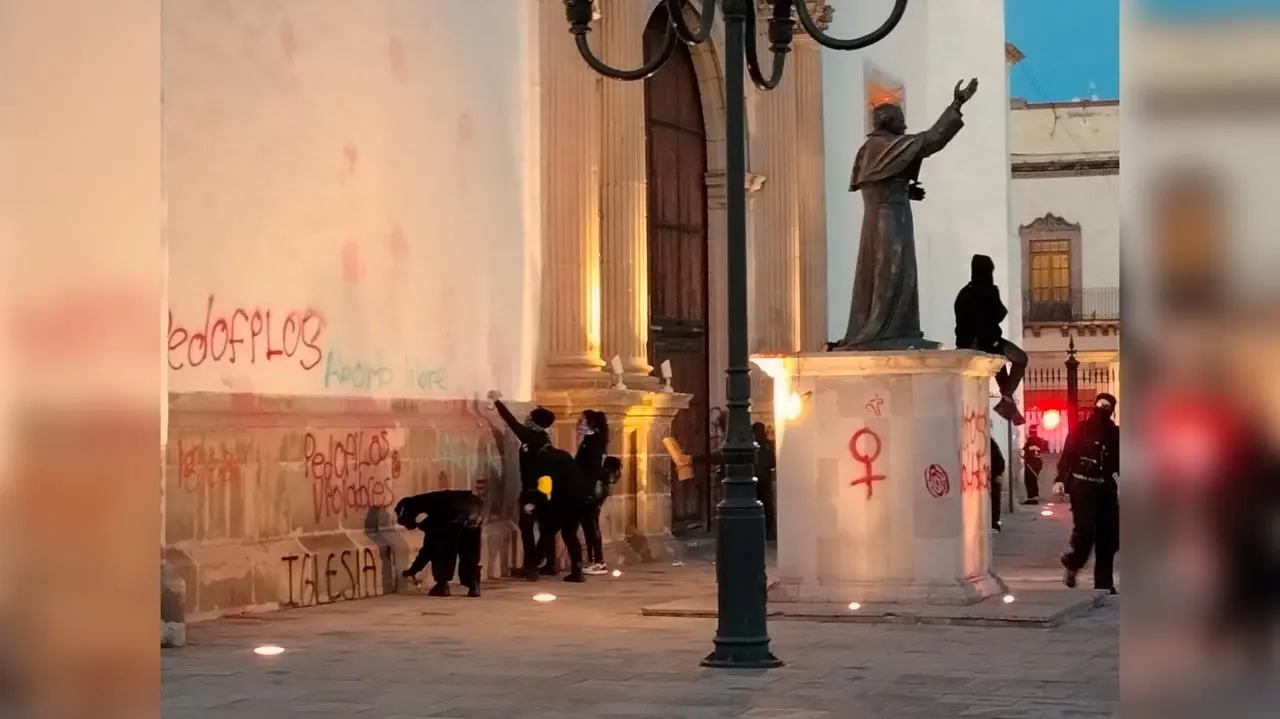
[1029,239,1071,303]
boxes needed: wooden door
[644,8,711,531]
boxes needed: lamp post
[563,0,910,669]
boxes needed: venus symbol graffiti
[924,463,950,498]
[848,428,886,499]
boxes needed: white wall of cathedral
[822,0,1015,352]
[163,0,542,401]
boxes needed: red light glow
[1042,409,1062,430]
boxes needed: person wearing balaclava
[954,254,1028,426]
[1053,392,1120,594]
[488,391,557,581]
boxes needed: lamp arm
[744,0,793,91]
[663,0,718,45]
[793,0,909,51]
[565,0,679,81]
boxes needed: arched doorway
[644,6,711,531]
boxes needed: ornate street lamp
[563,0,910,669]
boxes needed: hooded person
[954,253,1028,425]
[1054,392,1121,593]
[487,392,559,580]
[395,489,485,598]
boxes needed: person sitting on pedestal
[954,254,1027,425]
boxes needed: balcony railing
[1023,287,1120,324]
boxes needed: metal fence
[1023,363,1117,454]
[1023,287,1120,324]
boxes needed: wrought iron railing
[1023,287,1120,324]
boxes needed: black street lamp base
[700,642,784,669]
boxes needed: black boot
[465,583,481,598]
[539,564,558,577]
[563,568,586,583]
[522,565,539,581]
[428,582,451,597]
[1060,554,1078,588]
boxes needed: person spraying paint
[395,490,485,598]
[487,391,557,581]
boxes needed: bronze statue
[836,79,979,351]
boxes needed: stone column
[598,0,655,386]
[539,0,606,386]
[794,30,828,351]
[749,15,801,354]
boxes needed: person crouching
[395,490,485,598]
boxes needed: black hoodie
[954,254,1007,352]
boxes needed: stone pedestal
[753,350,1008,606]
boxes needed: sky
[1006,0,1280,102]
[1005,0,1120,102]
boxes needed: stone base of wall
[164,389,689,620]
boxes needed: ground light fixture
[253,645,286,656]
[562,0,910,670]
[533,593,558,603]
[1002,594,1016,604]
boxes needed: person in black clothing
[989,438,1006,532]
[954,254,1028,426]
[395,490,485,598]
[487,392,557,581]
[1021,423,1050,505]
[1054,392,1120,593]
[533,441,592,582]
[576,410,620,574]
[753,423,778,541]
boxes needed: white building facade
[1011,97,1121,440]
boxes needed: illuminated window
[1029,239,1071,303]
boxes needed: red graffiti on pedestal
[848,428,886,499]
[865,394,885,417]
[960,408,990,494]
[925,463,950,497]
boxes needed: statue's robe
[838,105,965,350]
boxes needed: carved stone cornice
[1019,212,1081,234]
[1012,156,1120,179]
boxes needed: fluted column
[749,10,802,354]
[539,0,605,385]
[794,26,829,351]
[598,0,655,386]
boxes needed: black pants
[581,500,605,564]
[425,520,483,588]
[990,479,1002,529]
[1024,460,1043,500]
[994,339,1028,397]
[1063,480,1120,589]
[538,501,585,573]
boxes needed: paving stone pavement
[163,506,1118,718]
